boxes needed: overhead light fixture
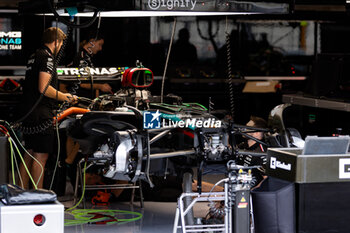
[0,9,18,14]
[135,0,290,14]
[38,10,262,17]
[27,0,289,17]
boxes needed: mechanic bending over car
[60,31,113,98]
[64,31,113,169]
[20,27,78,189]
[63,32,126,200]
[237,116,268,187]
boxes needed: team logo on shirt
[47,59,54,72]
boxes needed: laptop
[302,136,350,155]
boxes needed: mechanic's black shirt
[237,141,267,167]
[70,48,96,98]
[22,45,57,123]
[238,141,266,152]
[72,48,93,68]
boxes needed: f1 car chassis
[57,67,300,191]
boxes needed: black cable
[226,23,235,121]
[69,75,81,95]
[161,17,177,103]
[81,13,102,99]
[235,150,266,158]
[54,19,60,114]
[237,132,269,147]
[90,72,94,99]
[43,14,46,30]
[196,18,220,41]
[16,26,73,134]
[16,0,101,130]
[47,0,99,29]
[196,18,220,54]
[232,123,272,133]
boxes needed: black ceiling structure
[18,0,290,14]
[12,0,350,23]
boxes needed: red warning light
[33,214,46,226]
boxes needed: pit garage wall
[0,15,349,133]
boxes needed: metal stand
[173,189,229,233]
[73,158,144,208]
[173,164,256,233]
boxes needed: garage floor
[62,174,218,233]
[64,202,178,233]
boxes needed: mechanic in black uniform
[64,32,112,167]
[20,27,78,189]
[64,33,121,200]
[67,32,112,97]
[236,116,268,187]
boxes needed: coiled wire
[208,201,225,220]
[15,26,73,134]
[226,19,235,122]
[19,119,53,135]
[69,74,82,96]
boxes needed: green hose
[8,137,15,185]
[66,161,87,212]
[64,160,143,226]
[65,209,143,226]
